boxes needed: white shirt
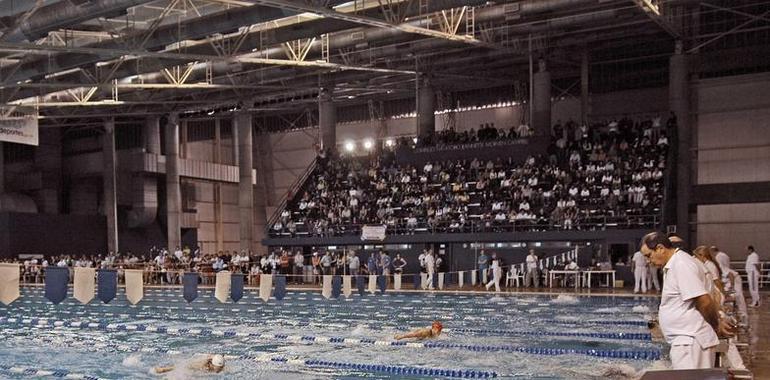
[660,249,719,348]
[526,254,538,270]
[566,262,579,271]
[631,251,648,269]
[745,252,760,273]
[713,251,730,274]
[424,254,435,273]
[703,260,720,283]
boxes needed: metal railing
[268,214,661,238]
[265,157,318,231]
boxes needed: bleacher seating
[269,117,670,237]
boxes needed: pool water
[0,287,666,379]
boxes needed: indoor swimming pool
[0,287,665,379]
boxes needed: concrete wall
[696,73,770,185]
[696,203,770,261]
[693,73,770,260]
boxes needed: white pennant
[322,275,333,299]
[420,273,427,289]
[259,274,273,302]
[471,270,477,285]
[342,275,352,297]
[124,270,144,305]
[73,267,95,304]
[368,275,377,293]
[0,263,20,305]
[458,271,464,288]
[393,274,402,290]
[481,269,488,284]
[438,273,445,290]
[215,271,231,303]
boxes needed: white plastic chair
[506,267,522,288]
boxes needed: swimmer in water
[394,321,443,340]
[154,354,225,374]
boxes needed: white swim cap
[211,354,225,368]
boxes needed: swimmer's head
[211,354,225,369]
[432,321,443,332]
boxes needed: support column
[235,112,254,253]
[669,44,691,246]
[417,76,435,140]
[165,113,181,252]
[214,118,221,164]
[0,142,4,194]
[145,116,161,154]
[581,51,590,124]
[533,58,552,137]
[103,118,118,253]
[318,85,337,151]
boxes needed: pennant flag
[356,275,366,296]
[231,274,244,303]
[471,270,477,285]
[259,274,273,302]
[342,275,352,298]
[97,269,117,304]
[215,271,231,303]
[393,274,402,290]
[377,275,386,293]
[73,267,95,304]
[414,274,421,289]
[124,269,144,305]
[183,273,199,303]
[331,276,342,299]
[274,275,287,301]
[458,271,464,288]
[368,275,377,294]
[432,272,439,289]
[322,275,333,299]
[0,263,20,305]
[45,266,69,304]
[420,273,427,289]
[482,269,488,284]
[438,273,445,290]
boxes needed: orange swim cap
[432,321,443,331]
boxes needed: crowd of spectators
[417,122,534,147]
[271,116,671,237]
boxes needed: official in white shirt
[524,250,539,287]
[745,246,761,307]
[713,247,731,278]
[640,232,735,370]
[485,258,502,292]
[631,250,648,293]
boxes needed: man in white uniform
[424,251,435,290]
[631,250,648,293]
[640,232,734,370]
[713,247,731,277]
[745,245,761,307]
[485,257,502,292]
[525,250,539,287]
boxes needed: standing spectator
[293,250,304,284]
[640,232,734,370]
[525,249,539,287]
[393,254,406,274]
[348,251,360,275]
[631,249,648,293]
[477,250,489,282]
[745,245,761,307]
[320,251,334,276]
[485,256,502,292]
[424,250,436,290]
[311,252,321,283]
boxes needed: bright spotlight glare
[385,139,394,147]
[363,139,374,150]
[344,141,355,152]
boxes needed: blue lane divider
[0,317,660,360]
[7,305,647,342]
[0,364,105,380]
[242,353,497,378]
[446,328,651,341]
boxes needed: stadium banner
[0,108,39,146]
[361,225,386,241]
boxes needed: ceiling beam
[630,0,680,39]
